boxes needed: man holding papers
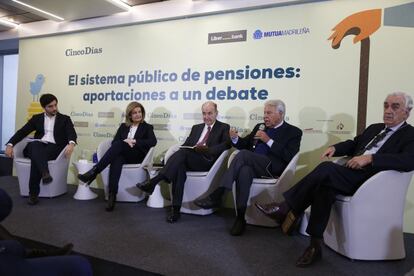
[137,101,230,223]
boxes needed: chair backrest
[97,139,112,160]
[13,140,28,159]
[97,139,155,168]
[164,144,181,163]
[140,147,155,169]
[343,170,414,204]
[275,152,299,186]
[227,150,240,168]
[228,150,299,183]
[205,150,229,178]
[13,139,66,161]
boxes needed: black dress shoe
[194,196,220,209]
[136,180,156,194]
[78,167,97,185]
[254,202,286,224]
[105,193,116,212]
[296,245,322,267]
[27,194,39,205]
[230,217,246,236]
[25,243,73,258]
[166,207,181,223]
[41,171,53,184]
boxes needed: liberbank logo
[208,30,247,44]
[65,46,103,57]
[253,27,310,40]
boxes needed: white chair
[97,139,154,202]
[230,150,300,227]
[164,144,229,215]
[323,166,414,260]
[13,139,69,197]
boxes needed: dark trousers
[23,142,64,196]
[220,150,272,208]
[95,140,145,194]
[0,240,92,276]
[161,149,215,207]
[283,161,375,238]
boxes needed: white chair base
[97,140,154,203]
[164,145,229,216]
[230,151,300,227]
[322,169,414,260]
[101,166,146,202]
[13,140,69,198]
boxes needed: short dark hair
[39,93,58,108]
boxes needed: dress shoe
[254,202,285,224]
[296,245,322,267]
[105,193,116,212]
[230,217,246,236]
[78,167,97,185]
[166,207,181,223]
[136,180,156,194]
[281,210,298,235]
[27,194,39,205]
[41,171,53,184]
[194,196,220,209]
[25,243,73,258]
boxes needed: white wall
[1,54,18,149]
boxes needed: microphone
[252,124,265,149]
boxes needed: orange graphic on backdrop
[328,9,382,135]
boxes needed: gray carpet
[1,176,413,276]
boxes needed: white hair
[265,100,285,117]
[387,92,413,111]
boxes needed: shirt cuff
[6,143,13,147]
[266,139,274,148]
[69,141,76,145]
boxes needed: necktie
[197,126,211,146]
[355,127,391,156]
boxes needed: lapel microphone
[253,124,265,149]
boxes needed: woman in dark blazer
[78,102,157,211]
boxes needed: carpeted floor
[17,236,160,276]
[1,176,413,276]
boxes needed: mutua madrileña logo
[253,27,310,40]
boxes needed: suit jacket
[7,112,77,147]
[333,122,414,172]
[234,122,302,176]
[182,120,231,159]
[112,121,157,154]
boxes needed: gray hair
[265,100,285,118]
[387,92,413,111]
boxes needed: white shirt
[128,125,138,139]
[41,113,56,144]
[197,122,215,145]
[363,121,405,155]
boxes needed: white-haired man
[195,100,302,236]
[256,92,414,267]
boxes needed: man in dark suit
[137,101,230,223]
[5,94,77,205]
[194,100,302,236]
[255,92,414,267]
